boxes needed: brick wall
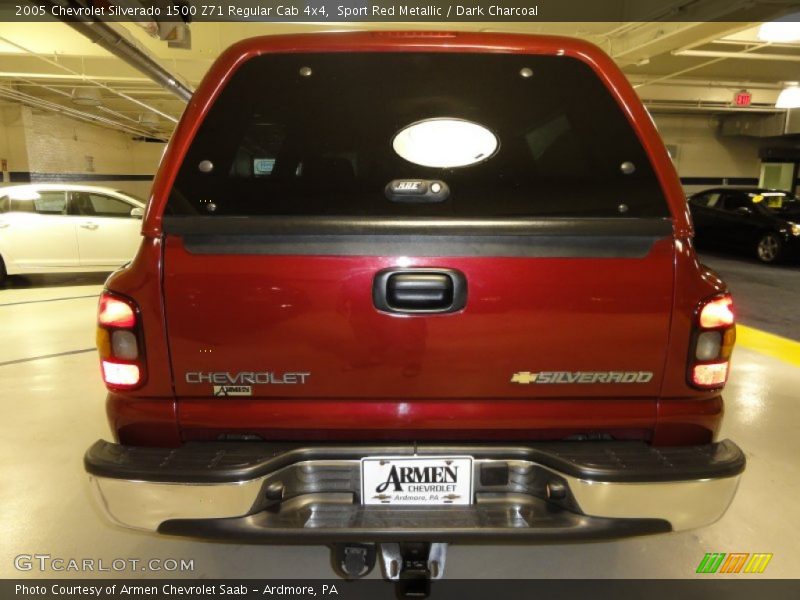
[0,103,164,197]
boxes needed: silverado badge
[511,371,654,384]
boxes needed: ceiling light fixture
[776,82,800,108]
[758,17,800,43]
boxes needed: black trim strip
[181,234,665,258]
[8,172,152,183]
[680,177,760,186]
[164,216,674,237]
[168,217,673,258]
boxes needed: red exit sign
[734,91,752,107]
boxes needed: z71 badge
[511,371,654,384]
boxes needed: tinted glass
[33,191,66,214]
[722,194,750,211]
[691,192,721,208]
[9,198,34,213]
[0,195,7,213]
[169,53,669,219]
[71,192,133,217]
[753,191,800,214]
[117,190,146,203]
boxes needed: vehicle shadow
[1,272,111,289]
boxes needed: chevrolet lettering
[185,371,310,385]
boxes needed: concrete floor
[1,263,798,580]
[699,252,800,341]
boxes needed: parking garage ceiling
[0,2,799,140]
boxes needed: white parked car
[0,184,145,283]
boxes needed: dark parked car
[688,187,800,263]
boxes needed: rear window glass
[71,192,133,217]
[168,53,669,219]
[751,191,799,212]
[33,191,67,214]
[117,190,146,203]
[691,192,721,208]
[9,198,35,213]
[4,191,66,214]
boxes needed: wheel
[756,232,784,264]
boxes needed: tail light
[689,294,735,389]
[96,291,145,390]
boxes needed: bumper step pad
[85,439,745,483]
[159,497,670,542]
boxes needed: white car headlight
[790,222,800,236]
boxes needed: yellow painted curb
[736,325,800,368]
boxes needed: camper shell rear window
[167,52,669,219]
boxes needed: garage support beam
[673,49,800,62]
[38,1,193,103]
[598,0,795,67]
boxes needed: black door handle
[373,268,467,314]
[388,273,452,309]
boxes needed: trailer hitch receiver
[379,542,448,598]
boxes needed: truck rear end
[85,32,744,585]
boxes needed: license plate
[360,456,473,505]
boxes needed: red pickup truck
[85,32,744,587]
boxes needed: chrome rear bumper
[86,440,744,541]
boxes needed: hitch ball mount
[331,542,448,598]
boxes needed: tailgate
[163,228,674,400]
